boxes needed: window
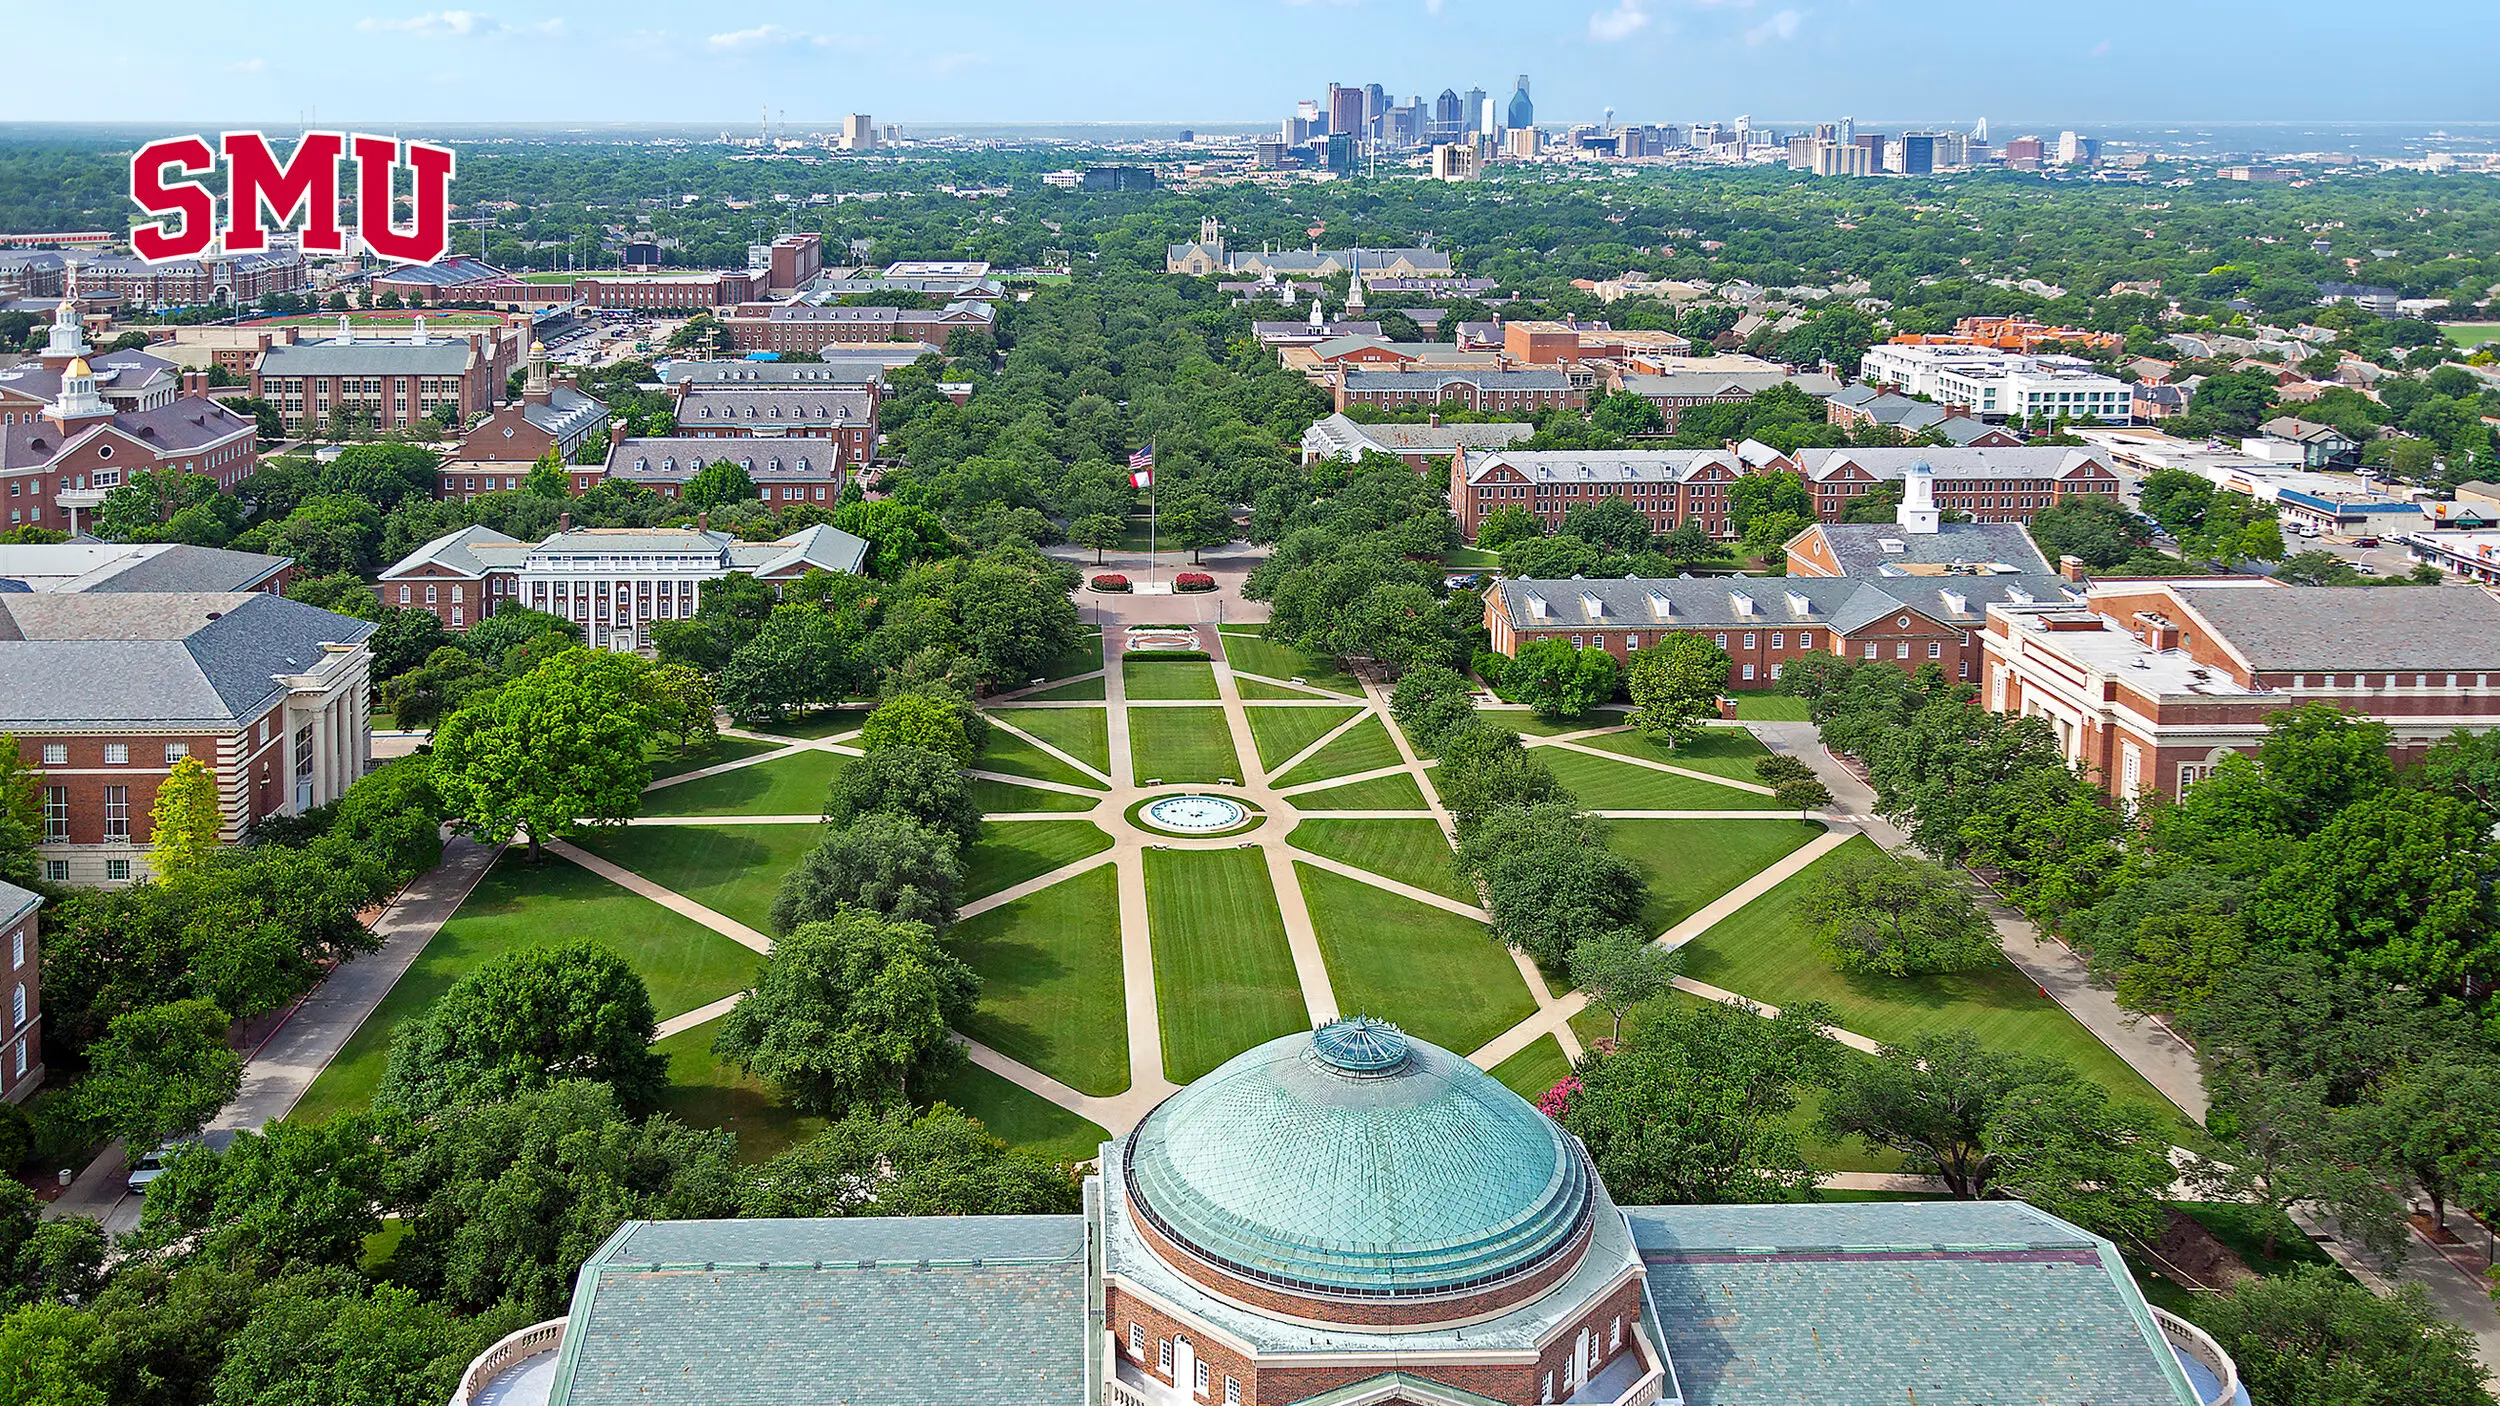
[1895,642,1911,660]
[12,1040,23,1078]
[8,986,20,1029]
[1741,664,1756,680]
[1863,641,1879,659]
[103,786,129,839]
[1927,641,1943,659]
[164,744,189,763]
[1225,1380,1241,1406]
[1542,1375,1554,1405]
[425,585,438,605]
[105,858,129,882]
[1771,632,1784,649]
[2121,745,2143,797]
[40,744,64,766]
[103,743,128,766]
[1196,1362,1210,1396]
[1159,1341,1172,1375]
[7,928,17,969]
[1129,1325,1143,1359]
[1714,633,1727,647]
[1610,1317,1623,1351]
[2179,762,2217,790]
[41,861,65,884]
[1769,662,1783,680]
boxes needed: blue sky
[9,1,2491,128]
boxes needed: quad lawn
[963,821,1115,900]
[1288,818,1474,904]
[1297,863,1532,1055]
[1289,770,1431,811]
[1216,631,1363,696]
[1128,707,1243,785]
[653,1019,825,1164]
[1489,1035,1572,1102]
[292,854,763,1124]
[949,864,1128,1095]
[575,823,817,935]
[1122,658,1220,701]
[1535,748,1786,810]
[1676,836,2196,1127]
[1582,728,1775,783]
[1012,675,1108,702]
[1605,818,1825,936]
[979,727,1106,790]
[755,705,874,741]
[1730,695,1811,721]
[1245,704,1364,772]
[1482,710,1630,738]
[1272,717,1402,789]
[641,749,848,817]
[1236,676,1337,701]
[972,777,1100,813]
[647,734,782,781]
[925,1061,1112,1167]
[992,707,1111,775]
[2440,323,2500,347]
[1145,848,1308,1082]
[1443,545,1501,568]
[1042,631,1105,680]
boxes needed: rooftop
[0,542,289,594]
[2168,581,2500,673]
[0,591,375,728]
[1804,521,2054,577]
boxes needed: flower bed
[1174,572,1216,593]
[1091,574,1131,593]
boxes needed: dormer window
[1729,590,1756,617]
[1940,590,1968,616]
[1785,591,1812,617]
[1646,591,1674,620]
[1580,592,1605,621]
[1524,592,1550,620]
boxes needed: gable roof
[0,542,290,594]
[1464,449,1740,487]
[1801,521,2055,576]
[1493,575,1944,637]
[1791,446,2109,484]
[1303,413,1533,460]
[0,591,374,728]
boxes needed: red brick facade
[0,891,41,1105]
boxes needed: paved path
[547,839,772,954]
[2295,1208,2500,1373]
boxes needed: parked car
[2352,536,2381,548]
[127,1129,238,1194]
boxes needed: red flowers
[1175,572,1216,592]
[1092,574,1131,592]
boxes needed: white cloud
[226,57,266,73]
[1424,0,1443,13]
[1589,0,1649,41]
[356,10,560,39]
[2086,38,2111,57]
[705,23,799,50]
[1744,7,1801,42]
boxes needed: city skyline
[5,0,2494,127]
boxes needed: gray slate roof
[677,384,876,426]
[1625,1201,2202,1406]
[1497,571,2081,637]
[1808,521,2054,576]
[1302,413,1532,460]
[0,591,374,728]
[548,1216,1090,1406]
[258,338,477,377]
[0,880,34,926]
[2173,582,2500,672]
[606,438,846,482]
[1463,449,1740,486]
[1791,446,2108,484]
[1342,368,1570,392]
[0,543,289,594]
[662,358,892,386]
[520,384,609,442]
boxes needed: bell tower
[1897,459,1941,535]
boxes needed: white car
[126,1128,237,1194]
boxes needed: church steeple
[1345,248,1365,314]
[38,267,92,370]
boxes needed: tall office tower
[1899,133,1936,175]
[1435,89,1463,132]
[1464,87,1489,133]
[1838,115,1856,147]
[840,114,875,151]
[1787,136,1821,171]
[1853,133,1885,171]
[1814,122,1837,142]
[2057,131,2098,164]
[1326,133,1358,175]
[1481,96,1501,139]
[1507,76,1534,132]
[1734,114,1751,147]
[1327,84,1364,138]
[1366,83,1389,132]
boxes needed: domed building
[452,1020,2241,1406]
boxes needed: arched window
[10,984,22,1029]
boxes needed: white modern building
[1858,343,2131,423]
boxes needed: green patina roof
[1123,1021,1591,1297]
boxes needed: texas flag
[1129,443,1154,489]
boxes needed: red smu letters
[125,130,457,266]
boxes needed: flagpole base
[1135,581,1176,596]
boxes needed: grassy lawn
[1014,675,1108,702]
[654,1019,826,1164]
[1731,695,1811,721]
[1444,545,1502,569]
[1145,848,1309,1082]
[1538,748,1785,810]
[2171,1202,2350,1281]
[1288,818,1473,904]
[646,735,782,781]
[950,863,1128,1095]
[1128,708,1243,785]
[760,705,875,740]
[1582,728,1774,783]
[293,855,763,1124]
[980,728,1106,790]
[1237,676,1337,701]
[926,1061,1111,1166]
[1298,864,1531,1055]
[1216,631,1363,696]
[973,777,1100,814]
[1291,770,1431,811]
[1245,705,1363,772]
[964,821,1115,900]
[1122,658,1220,701]
[1483,710,1629,738]
[641,750,847,817]
[1606,818,1824,936]
[1678,836,2196,1127]
[1043,631,1105,680]
[993,707,1111,775]
[575,823,817,935]
[1273,717,1402,788]
[2441,323,2500,347]
[1489,1035,1572,1102]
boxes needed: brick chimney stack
[558,511,573,532]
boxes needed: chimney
[558,511,573,532]
[180,368,209,398]
[608,421,628,451]
[2059,553,2088,582]
[696,509,710,533]
[1428,411,1442,428]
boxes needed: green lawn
[647,735,782,781]
[293,855,764,1124]
[980,728,1106,790]
[1582,728,1775,783]
[1013,675,1107,702]
[973,777,1101,814]
[653,1019,826,1164]
[993,707,1111,775]
[1042,631,1105,680]
[1483,710,1628,738]
[2440,323,2500,347]
[641,750,848,817]
[1145,848,1309,1082]
[1731,695,1811,721]
[1605,818,1824,936]
[926,1061,1111,1166]
[1537,747,1786,810]
[1237,676,1337,701]
[1288,818,1474,904]
[1273,717,1402,788]
[1444,545,1501,569]
[1298,864,1532,1055]
[1489,1035,1572,1102]
[964,821,1115,900]
[759,705,875,741]
[1216,631,1363,696]
[1128,708,1243,785]
[1122,658,1220,700]
[575,823,817,935]
[950,864,1128,1095]
[2170,1201,2349,1280]
[1290,770,1431,811]
[1678,836,2196,1126]
[1245,705,1363,772]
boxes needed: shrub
[1174,572,1216,593]
[1091,574,1131,592]
[1754,754,1817,785]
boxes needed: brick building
[1338,367,1580,415]
[0,883,38,1104]
[1607,364,1842,431]
[17,251,307,309]
[1785,445,2122,524]
[1299,411,1531,468]
[252,315,521,435]
[367,256,513,304]
[1450,447,1749,540]
[573,272,756,312]
[598,434,853,507]
[1,592,374,887]
[763,233,822,295]
[438,342,610,497]
[721,299,996,355]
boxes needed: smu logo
[127,131,457,266]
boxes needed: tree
[134,1114,395,1275]
[1474,505,1543,551]
[1508,639,1619,720]
[146,757,222,883]
[365,607,453,683]
[740,1105,1082,1217]
[430,648,658,860]
[379,646,491,731]
[1625,635,1729,745]
[939,549,1082,688]
[716,606,858,724]
[2025,493,2153,569]
[377,941,666,1116]
[93,469,222,540]
[259,494,384,575]
[1739,508,1811,561]
[1727,471,1813,538]
[1570,929,1678,1043]
[834,499,955,579]
[1389,664,1478,754]
[1800,850,2001,977]
[1773,776,1833,813]
[2197,1268,2494,1406]
[1432,722,1573,833]
[2247,789,2496,992]
[681,458,756,511]
[647,662,719,754]
[209,1281,499,1406]
[317,442,439,509]
[712,909,978,1112]
[1157,491,1234,564]
[771,813,963,934]
[0,1303,106,1406]
[2184,369,2281,438]
[1558,998,1837,1204]
[0,738,35,888]
[2136,468,2215,536]
[1457,804,1650,967]
[76,1000,241,1152]
[2257,703,2394,819]
[858,692,976,765]
[2371,1054,2500,1232]
[823,746,983,850]
[523,448,570,499]
[283,572,387,623]
[1070,512,1124,565]
[1559,496,1653,553]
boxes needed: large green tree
[770,813,964,934]
[76,1000,241,1153]
[1559,998,1837,1204]
[430,648,660,859]
[376,941,666,1116]
[739,1105,1081,1217]
[712,909,978,1112]
[1625,634,1729,745]
[1799,850,2000,977]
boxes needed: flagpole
[1147,449,1158,589]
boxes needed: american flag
[1128,443,1154,488]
